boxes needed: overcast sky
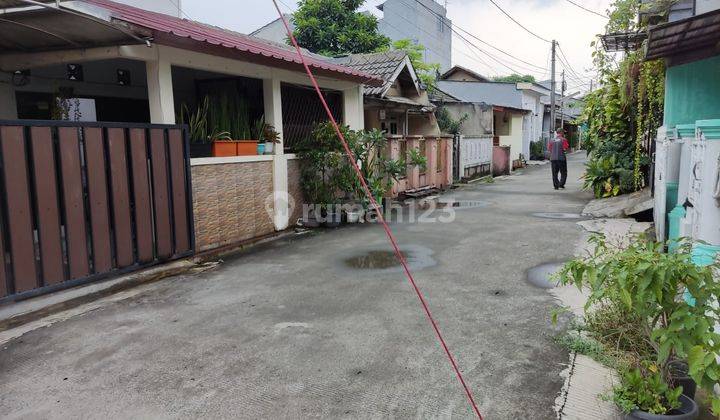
[182,0,614,93]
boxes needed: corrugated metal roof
[435,81,526,110]
[82,0,382,85]
[331,50,413,96]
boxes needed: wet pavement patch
[338,244,436,273]
[527,262,564,289]
[532,212,584,220]
[344,251,406,269]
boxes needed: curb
[0,260,195,332]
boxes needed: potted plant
[263,123,280,155]
[178,96,212,157]
[558,236,720,417]
[613,366,698,419]
[207,92,259,157]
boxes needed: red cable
[269,2,483,418]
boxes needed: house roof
[439,65,490,82]
[331,50,419,96]
[0,0,382,85]
[435,80,526,110]
[646,8,720,60]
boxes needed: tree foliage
[492,74,536,83]
[580,0,665,198]
[292,0,390,56]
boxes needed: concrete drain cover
[532,212,583,219]
[340,244,436,273]
[527,262,564,289]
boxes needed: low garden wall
[191,156,275,252]
[287,157,305,225]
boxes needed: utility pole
[549,40,557,138]
[560,70,566,130]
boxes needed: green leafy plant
[612,365,682,414]
[582,155,634,198]
[581,0,665,197]
[206,91,252,140]
[178,96,210,143]
[436,105,467,135]
[557,234,720,414]
[406,148,427,172]
[530,140,545,160]
[298,122,405,209]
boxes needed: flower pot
[211,140,238,157]
[264,142,274,154]
[189,142,212,158]
[257,143,265,155]
[624,395,698,420]
[668,361,697,400]
[237,140,259,156]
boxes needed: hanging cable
[485,0,551,43]
[563,0,609,19]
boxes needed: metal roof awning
[646,8,720,60]
[600,31,647,52]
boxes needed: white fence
[459,135,493,179]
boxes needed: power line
[409,0,547,71]
[563,0,608,19]
[485,0,551,43]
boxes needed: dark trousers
[551,159,567,188]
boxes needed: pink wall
[388,135,453,197]
[492,146,511,176]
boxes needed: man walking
[549,130,569,190]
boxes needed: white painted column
[343,84,364,130]
[0,82,17,120]
[145,57,175,124]
[264,78,289,231]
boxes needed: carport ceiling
[0,1,149,52]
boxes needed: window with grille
[281,83,342,152]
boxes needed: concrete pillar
[146,58,175,124]
[427,137,437,187]
[444,137,453,186]
[407,136,421,189]
[0,80,17,119]
[264,78,289,231]
[343,85,364,130]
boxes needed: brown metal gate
[0,120,194,301]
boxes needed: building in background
[377,0,452,72]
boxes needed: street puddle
[340,244,436,273]
[344,251,407,269]
[527,262,564,289]
[532,212,583,220]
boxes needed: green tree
[390,39,440,90]
[491,74,536,83]
[292,0,390,56]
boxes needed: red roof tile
[83,0,383,85]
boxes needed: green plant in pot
[557,235,720,418]
[178,96,212,157]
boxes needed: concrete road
[0,153,592,419]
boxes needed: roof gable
[331,50,420,97]
[439,65,490,82]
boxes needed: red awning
[83,0,383,86]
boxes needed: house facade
[0,0,374,299]
[646,3,720,260]
[333,50,452,196]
